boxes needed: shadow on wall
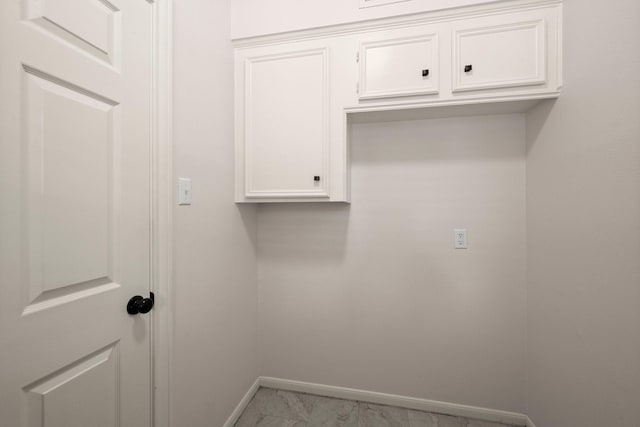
[350,113,527,164]
[237,203,260,251]
[525,99,556,156]
[256,203,351,265]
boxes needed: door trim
[150,1,173,426]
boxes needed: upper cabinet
[235,38,354,203]
[358,31,440,100]
[452,12,548,93]
[242,46,330,200]
[234,0,562,203]
[351,5,562,109]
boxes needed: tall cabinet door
[242,47,330,200]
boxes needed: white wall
[174,1,640,425]
[171,1,259,426]
[231,0,498,39]
[258,114,527,412]
[525,0,640,426]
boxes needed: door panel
[22,0,121,66]
[24,343,119,427]
[0,0,152,426]
[23,67,118,305]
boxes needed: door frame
[150,1,173,426]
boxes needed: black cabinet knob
[314,176,320,182]
[127,293,154,315]
[422,69,429,77]
[464,65,473,73]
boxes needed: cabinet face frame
[242,47,331,200]
[358,33,439,100]
[452,18,547,92]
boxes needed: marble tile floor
[234,387,518,427]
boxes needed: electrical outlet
[454,228,467,249]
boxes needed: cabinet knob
[464,65,473,73]
[314,176,321,182]
[422,69,429,77]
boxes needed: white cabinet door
[452,16,546,92]
[243,48,330,199]
[359,33,439,100]
[0,0,153,426]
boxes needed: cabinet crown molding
[232,0,561,47]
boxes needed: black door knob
[464,65,473,73]
[127,293,154,315]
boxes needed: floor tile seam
[300,390,321,418]
[360,400,479,427]
[255,389,311,423]
[264,390,317,423]
[258,411,309,425]
[293,390,361,420]
[320,399,360,425]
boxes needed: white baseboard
[526,416,538,427]
[259,377,527,426]
[223,378,260,427]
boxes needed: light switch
[454,228,467,249]
[178,178,192,205]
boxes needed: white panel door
[0,1,153,426]
[358,33,439,100]
[244,47,330,199]
[452,16,546,92]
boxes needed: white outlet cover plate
[454,228,467,249]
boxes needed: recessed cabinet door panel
[359,34,438,100]
[245,48,329,198]
[453,19,546,92]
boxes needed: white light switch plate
[454,228,467,249]
[178,178,192,205]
